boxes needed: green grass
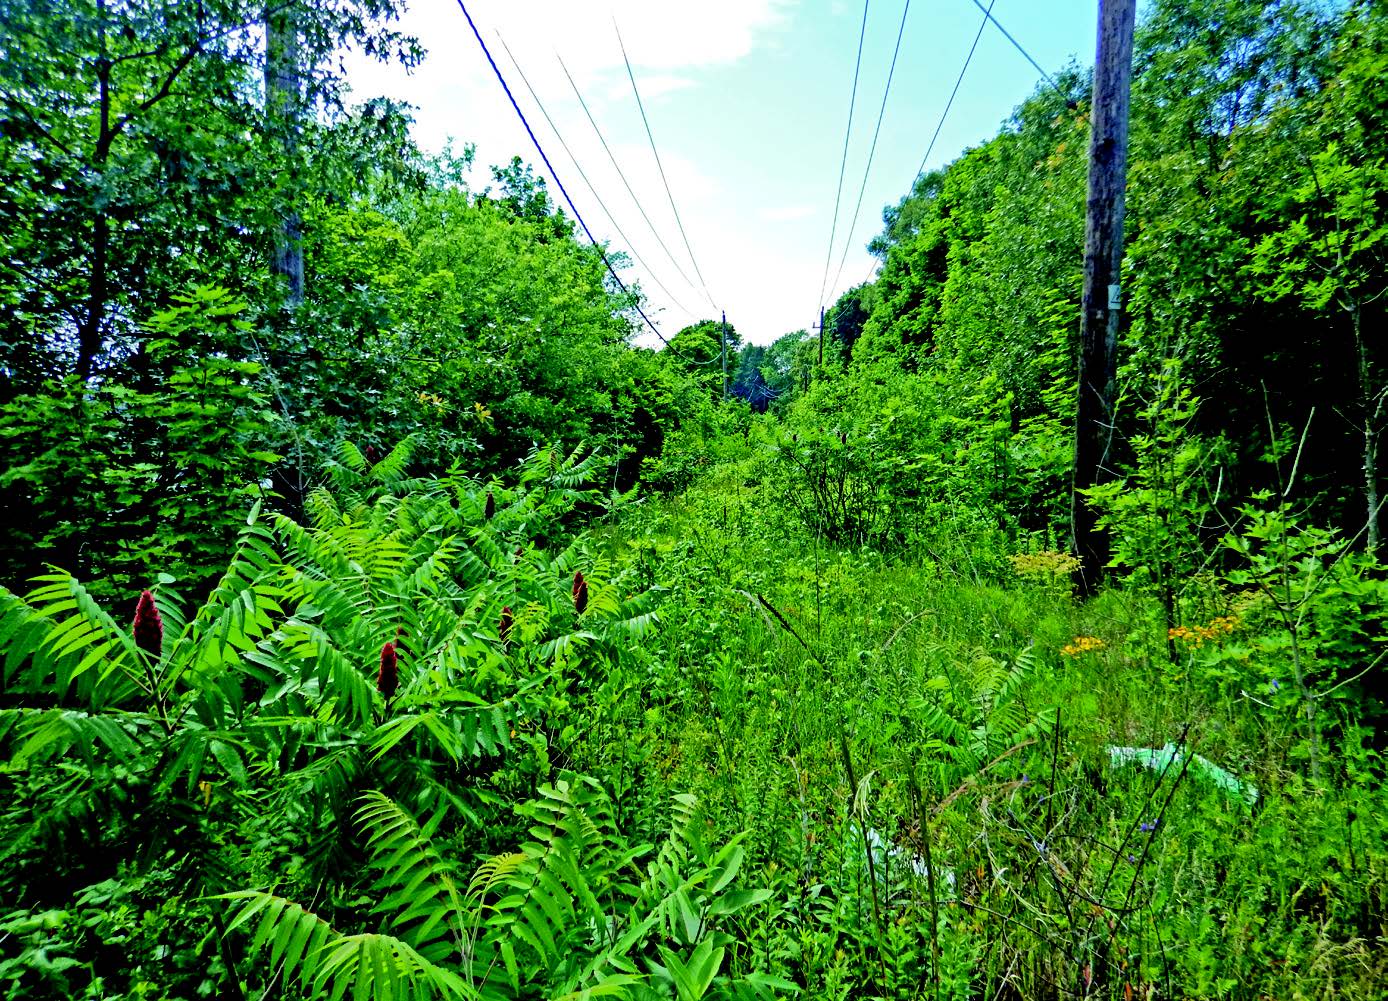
[591,468,1388,1000]
[2,457,1382,1000]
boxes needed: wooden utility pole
[817,306,825,367]
[1071,0,1136,595]
[266,3,304,306]
[721,310,729,399]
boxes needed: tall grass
[596,469,1388,1000]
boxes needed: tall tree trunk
[266,4,304,306]
[77,213,109,380]
[77,1,113,379]
[1354,302,1380,551]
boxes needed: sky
[344,1,1100,346]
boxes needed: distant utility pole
[818,306,825,367]
[1071,0,1136,595]
[721,310,729,399]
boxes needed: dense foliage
[2,0,1386,998]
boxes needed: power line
[914,0,995,184]
[614,21,718,312]
[493,31,699,322]
[451,0,694,358]
[556,53,705,306]
[967,0,1076,107]
[815,0,872,317]
[824,0,912,308]
[856,0,995,292]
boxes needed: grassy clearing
[592,463,1388,1000]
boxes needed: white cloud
[332,0,1102,347]
[342,0,828,346]
[351,1,793,114]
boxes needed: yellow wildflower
[1169,616,1240,648]
[1061,636,1106,657]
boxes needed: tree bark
[266,4,304,306]
[77,214,109,380]
[1354,303,1380,552]
[76,1,113,379]
[75,1,202,378]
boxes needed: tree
[267,3,305,305]
[664,319,739,398]
[488,156,574,240]
[1248,1,1387,550]
[825,283,873,364]
[730,344,774,412]
[869,169,946,259]
[0,0,419,384]
[760,329,817,403]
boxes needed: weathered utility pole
[1071,0,1136,595]
[266,3,304,305]
[721,310,729,399]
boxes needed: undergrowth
[598,466,1388,1001]
[2,446,1384,999]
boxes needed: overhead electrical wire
[451,0,710,361]
[614,21,719,312]
[815,0,872,319]
[458,0,1069,363]
[967,0,1076,106]
[556,53,704,304]
[914,0,995,184]
[824,0,912,307]
[829,1,1075,303]
[494,31,699,322]
[855,0,997,290]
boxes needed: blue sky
[345,1,1099,345]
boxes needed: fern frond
[305,488,345,529]
[914,697,969,747]
[250,622,374,727]
[483,775,618,976]
[468,852,527,905]
[21,573,146,703]
[318,932,474,1001]
[994,645,1038,708]
[371,436,417,482]
[5,708,146,769]
[370,712,463,764]
[354,791,467,961]
[537,631,597,664]
[338,439,369,473]
[0,587,61,694]
[278,740,362,816]
[222,891,476,1000]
